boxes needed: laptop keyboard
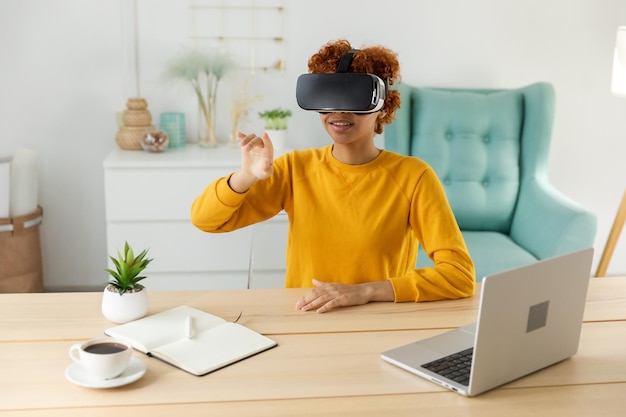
[421,347,473,386]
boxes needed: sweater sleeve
[190,155,290,233]
[388,167,475,302]
[190,175,250,232]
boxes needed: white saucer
[65,356,146,389]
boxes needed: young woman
[191,39,475,313]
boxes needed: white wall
[0,0,125,290]
[1,0,625,290]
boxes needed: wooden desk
[1,278,626,416]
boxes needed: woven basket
[126,97,147,110]
[115,126,155,150]
[122,110,152,127]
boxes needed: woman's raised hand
[238,131,274,180]
[227,131,275,193]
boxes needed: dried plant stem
[229,77,262,143]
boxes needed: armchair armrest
[510,178,597,259]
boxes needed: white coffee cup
[69,337,132,380]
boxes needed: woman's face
[319,112,380,145]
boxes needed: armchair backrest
[385,82,555,233]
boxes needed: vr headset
[296,49,388,114]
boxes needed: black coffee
[84,342,127,354]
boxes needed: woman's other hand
[295,279,394,313]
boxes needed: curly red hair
[307,39,401,134]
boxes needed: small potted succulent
[101,242,153,323]
[258,107,291,149]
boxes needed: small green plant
[105,242,152,295]
[258,107,292,130]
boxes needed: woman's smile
[329,118,354,132]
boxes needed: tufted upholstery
[385,82,597,281]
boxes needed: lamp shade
[611,26,626,96]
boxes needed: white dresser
[103,145,288,291]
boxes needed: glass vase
[197,103,217,148]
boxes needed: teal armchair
[385,82,596,281]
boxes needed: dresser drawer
[144,271,249,291]
[145,270,285,290]
[104,166,234,221]
[106,221,253,272]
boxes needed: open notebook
[105,305,277,376]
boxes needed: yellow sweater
[191,146,475,302]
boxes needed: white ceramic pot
[265,129,287,150]
[101,285,148,323]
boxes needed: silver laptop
[381,248,594,396]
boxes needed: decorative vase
[123,109,152,126]
[126,97,147,110]
[101,285,149,324]
[115,98,156,150]
[197,104,217,148]
[160,112,186,149]
[265,129,287,150]
[115,126,155,150]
